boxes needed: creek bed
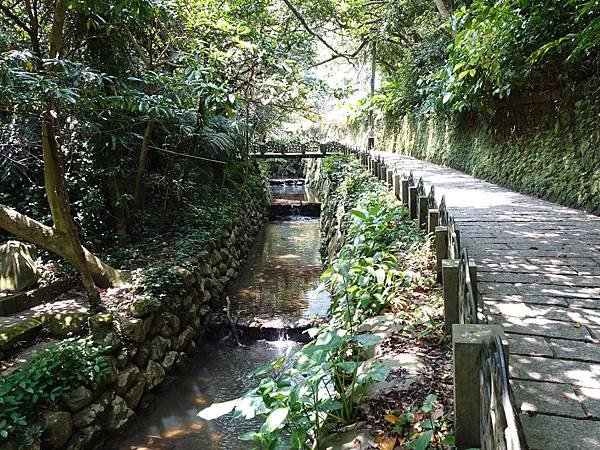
[107,184,327,449]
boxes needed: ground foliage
[199,156,452,449]
[0,337,110,445]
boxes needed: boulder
[173,327,194,351]
[66,424,100,450]
[149,335,170,361]
[0,241,38,293]
[42,411,72,449]
[120,317,146,342]
[66,386,93,413]
[129,296,160,318]
[161,351,178,371]
[144,360,165,391]
[123,378,146,409]
[72,390,114,428]
[116,364,140,394]
[40,313,87,337]
[171,266,195,289]
[106,395,134,430]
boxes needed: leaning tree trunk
[0,204,129,288]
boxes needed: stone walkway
[373,151,600,450]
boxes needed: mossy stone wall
[378,106,600,215]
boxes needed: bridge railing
[359,147,526,450]
[249,140,356,157]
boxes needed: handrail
[447,215,460,259]
[458,248,477,324]
[480,335,528,450]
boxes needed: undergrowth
[199,156,452,449]
[0,338,110,446]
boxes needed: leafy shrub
[0,338,110,445]
[199,157,430,448]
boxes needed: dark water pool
[106,340,298,449]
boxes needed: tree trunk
[40,0,105,307]
[434,0,452,19]
[0,204,129,288]
[133,119,155,211]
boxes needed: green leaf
[197,399,238,420]
[263,407,289,433]
[350,209,367,219]
[408,430,433,450]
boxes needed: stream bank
[193,156,453,449]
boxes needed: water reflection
[229,217,329,318]
[106,340,298,449]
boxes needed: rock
[95,330,121,352]
[144,360,165,391]
[149,335,170,361]
[120,317,146,341]
[40,312,87,337]
[123,378,146,409]
[173,327,194,351]
[116,364,140,395]
[170,314,181,333]
[100,356,119,386]
[72,390,114,428]
[132,341,151,367]
[66,424,100,450]
[129,296,160,318]
[42,411,72,449]
[171,266,195,288]
[116,346,136,369]
[185,340,199,356]
[0,241,38,293]
[159,324,173,338]
[88,313,114,330]
[67,386,93,413]
[161,351,178,371]
[106,395,134,430]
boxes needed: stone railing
[353,149,527,450]
[249,140,359,157]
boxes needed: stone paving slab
[373,151,600,449]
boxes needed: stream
[107,181,328,449]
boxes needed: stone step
[0,316,42,354]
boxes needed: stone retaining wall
[305,158,346,263]
[35,197,267,450]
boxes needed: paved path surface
[373,151,600,450]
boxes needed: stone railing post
[453,324,509,450]
[417,194,428,231]
[428,209,439,234]
[435,226,448,282]
[380,164,387,182]
[401,178,409,205]
[386,170,393,187]
[393,174,401,200]
[408,184,418,219]
[442,259,479,334]
[373,160,379,177]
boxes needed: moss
[381,105,600,215]
[0,318,42,352]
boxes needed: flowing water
[107,183,327,449]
